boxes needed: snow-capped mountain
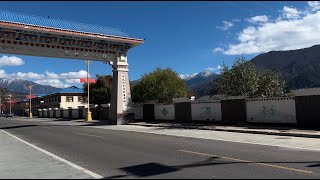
[180,71,219,96]
[179,73,198,80]
[0,78,60,95]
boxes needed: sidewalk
[127,121,320,139]
[0,129,95,179]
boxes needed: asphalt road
[1,117,320,179]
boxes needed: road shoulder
[0,129,101,179]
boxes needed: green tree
[131,67,189,103]
[83,75,112,105]
[256,69,286,97]
[213,57,286,97]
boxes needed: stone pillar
[109,52,131,125]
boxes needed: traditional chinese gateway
[0,10,144,124]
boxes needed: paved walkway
[29,117,320,139]
[0,128,95,179]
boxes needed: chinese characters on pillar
[121,74,126,103]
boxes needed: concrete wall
[63,110,69,118]
[82,108,87,119]
[56,110,61,118]
[44,110,48,117]
[154,104,175,120]
[38,110,43,118]
[36,96,297,125]
[131,105,143,120]
[130,97,297,125]
[246,97,296,124]
[72,109,79,119]
[38,107,106,120]
[191,101,222,121]
[49,110,53,118]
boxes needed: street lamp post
[28,83,33,118]
[0,96,2,114]
[9,94,11,115]
[86,60,92,122]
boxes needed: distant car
[5,113,14,118]
[0,113,5,117]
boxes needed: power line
[254,2,279,13]
[223,1,257,15]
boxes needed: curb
[127,123,320,139]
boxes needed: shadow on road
[0,124,38,130]
[103,156,320,179]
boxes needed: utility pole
[0,96,2,114]
[28,83,33,118]
[86,60,92,122]
[9,94,11,115]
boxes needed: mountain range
[185,45,320,97]
[180,71,219,96]
[251,45,320,90]
[0,78,60,95]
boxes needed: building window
[66,96,73,102]
[78,96,84,102]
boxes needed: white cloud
[59,70,90,79]
[205,65,222,72]
[223,7,320,55]
[308,1,320,11]
[212,47,224,53]
[282,6,302,19]
[65,79,82,84]
[45,70,90,80]
[14,72,45,80]
[248,15,269,23]
[42,70,90,87]
[34,79,71,88]
[0,70,6,78]
[0,56,24,66]
[216,21,234,31]
[0,69,91,88]
[45,70,59,79]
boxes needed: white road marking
[75,132,104,139]
[179,149,314,174]
[1,130,103,179]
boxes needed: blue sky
[0,1,319,88]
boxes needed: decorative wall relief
[201,106,212,115]
[200,106,214,120]
[250,104,294,123]
[261,105,276,118]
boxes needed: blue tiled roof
[0,10,135,39]
[34,86,84,98]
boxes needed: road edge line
[1,130,103,179]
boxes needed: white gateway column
[109,52,131,125]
